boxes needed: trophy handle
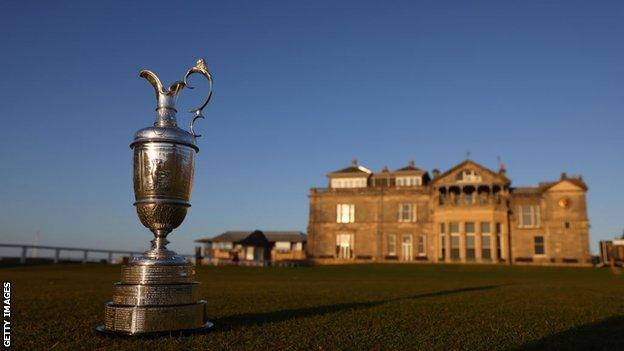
[183,58,213,137]
[189,112,205,138]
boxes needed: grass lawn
[2,263,624,350]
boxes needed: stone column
[501,221,509,263]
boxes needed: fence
[0,243,194,264]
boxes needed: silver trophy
[96,59,214,335]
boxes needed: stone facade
[307,159,590,266]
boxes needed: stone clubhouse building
[307,159,591,266]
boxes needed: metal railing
[0,243,193,264]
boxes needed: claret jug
[96,58,214,336]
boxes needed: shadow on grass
[214,285,497,331]
[518,316,624,350]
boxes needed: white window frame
[331,177,367,189]
[337,203,355,223]
[396,176,422,187]
[387,234,397,256]
[398,203,417,222]
[518,205,541,228]
[417,234,427,257]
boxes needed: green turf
[2,263,623,350]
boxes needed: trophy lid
[131,126,198,152]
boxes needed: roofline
[430,160,511,185]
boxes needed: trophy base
[95,321,214,337]
[98,260,212,337]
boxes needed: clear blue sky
[1,1,622,255]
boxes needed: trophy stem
[146,229,177,259]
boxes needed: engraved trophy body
[96,59,214,336]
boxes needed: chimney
[432,169,440,178]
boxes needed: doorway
[336,234,353,260]
[401,234,413,261]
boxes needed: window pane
[451,235,460,259]
[465,222,475,234]
[522,206,532,226]
[417,235,426,255]
[482,234,491,259]
[450,222,459,234]
[480,222,490,234]
[534,236,544,255]
[388,234,396,255]
[466,235,475,249]
[337,204,354,223]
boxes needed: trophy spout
[139,70,186,127]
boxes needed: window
[465,223,475,259]
[396,176,422,187]
[417,235,426,256]
[465,222,475,234]
[450,222,459,234]
[387,234,396,256]
[398,203,417,222]
[331,178,367,188]
[274,241,291,252]
[213,242,233,250]
[337,204,354,223]
[564,221,570,229]
[518,205,541,228]
[466,234,475,260]
[480,222,490,234]
[481,222,491,259]
[451,235,460,260]
[293,242,303,251]
[450,222,460,260]
[482,234,491,259]
[534,236,545,255]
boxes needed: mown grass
[2,263,623,350]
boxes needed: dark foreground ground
[2,263,623,350]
